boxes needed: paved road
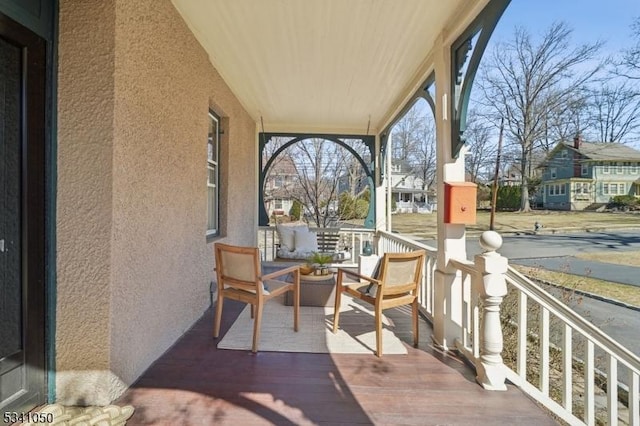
[468,230,640,259]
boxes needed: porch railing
[259,225,640,425]
[448,233,640,426]
[258,226,375,266]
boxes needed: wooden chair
[332,250,426,357]
[213,243,300,353]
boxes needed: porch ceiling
[171,0,488,134]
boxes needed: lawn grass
[389,210,640,238]
[575,250,640,267]
[513,265,640,308]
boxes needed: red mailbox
[444,182,477,224]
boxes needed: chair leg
[332,273,343,333]
[250,304,255,319]
[252,302,263,353]
[375,304,383,357]
[293,282,300,332]
[213,295,224,338]
[412,299,419,347]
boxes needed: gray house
[538,136,640,210]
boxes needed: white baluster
[474,231,508,391]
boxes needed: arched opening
[259,133,376,228]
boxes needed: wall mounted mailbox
[444,181,477,224]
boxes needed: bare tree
[616,17,640,80]
[288,138,349,227]
[464,109,497,183]
[479,22,602,211]
[409,114,437,192]
[541,90,589,151]
[585,83,640,143]
[392,106,424,162]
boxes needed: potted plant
[307,252,333,275]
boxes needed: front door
[0,12,47,414]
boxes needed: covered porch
[3,0,639,424]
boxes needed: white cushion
[294,229,318,252]
[276,223,307,251]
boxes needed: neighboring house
[538,136,640,210]
[388,161,433,213]
[263,155,298,217]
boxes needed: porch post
[432,34,467,350]
[374,133,387,231]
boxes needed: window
[207,111,220,236]
[575,182,590,195]
[581,163,588,176]
[549,183,566,196]
[274,199,283,210]
[631,163,638,174]
[602,182,626,195]
[602,164,610,174]
[274,176,284,188]
[617,162,624,174]
[550,167,557,179]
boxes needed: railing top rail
[448,257,477,275]
[258,225,374,233]
[378,230,437,255]
[507,266,640,372]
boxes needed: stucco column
[474,231,508,391]
[432,35,467,350]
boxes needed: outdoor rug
[217,294,408,354]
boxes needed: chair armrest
[336,268,381,286]
[261,264,300,281]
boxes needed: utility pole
[489,117,504,231]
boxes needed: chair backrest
[377,250,426,296]
[215,243,261,292]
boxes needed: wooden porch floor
[116,300,559,425]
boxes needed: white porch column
[374,133,387,231]
[432,34,468,350]
[386,129,393,231]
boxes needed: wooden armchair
[213,243,300,353]
[332,250,426,357]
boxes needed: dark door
[0,11,47,414]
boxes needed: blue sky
[494,0,640,56]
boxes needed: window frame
[550,167,557,179]
[207,110,220,239]
[581,163,588,176]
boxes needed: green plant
[609,195,639,209]
[307,252,333,266]
[338,192,369,219]
[494,185,521,210]
[289,199,302,220]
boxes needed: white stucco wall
[57,0,257,404]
